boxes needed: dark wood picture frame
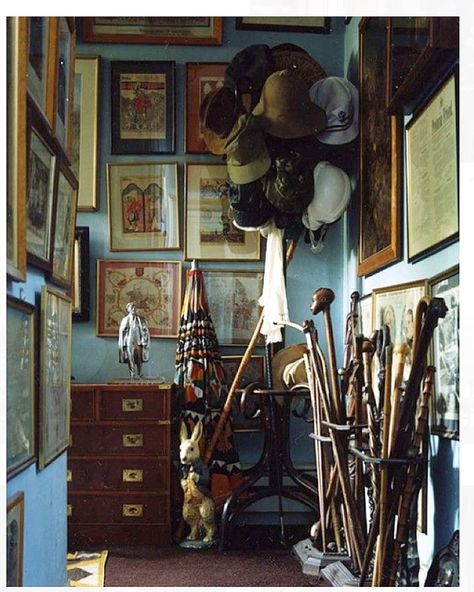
[7,492,24,586]
[72,226,90,322]
[235,17,330,34]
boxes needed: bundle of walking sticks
[304,288,447,586]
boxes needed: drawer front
[71,389,95,420]
[69,424,169,455]
[68,458,169,491]
[99,389,170,421]
[67,493,169,525]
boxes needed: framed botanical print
[185,62,227,153]
[111,60,175,154]
[39,285,72,469]
[429,265,459,439]
[7,492,24,586]
[202,269,264,345]
[72,227,90,322]
[53,17,75,157]
[235,17,330,33]
[107,162,180,251]
[7,296,36,478]
[26,16,55,126]
[185,163,261,261]
[358,17,403,276]
[96,259,182,337]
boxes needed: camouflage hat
[263,151,314,214]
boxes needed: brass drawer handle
[122,398,143,412]
[122,504,143,517]
[158,420,171,425]
[122,434,143,448]
[67,504,73,517]
[123,469,143,482]
[67,470,73,482]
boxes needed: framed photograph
[7,297,36,478]
[50,161,79,289]
[111,60,175,154]
[82,17,223,45]
[202,269,264,345]
[406,73,458,262]
[235,17,330,33]
[72,56,100,211]
[7,492,24,587]
[358,293,373,338]
[53,17,75,157]
[39,285,72,469]
[429,265,459,439]
[107,162,180,251]
[7,17,28,281]
[358,17,403,277]
[72,227,90,322]
[96,259,182,337]
[185,163,261,261]
[185,62,227,153]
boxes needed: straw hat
[271,343,308,390]
[271,45,327,87]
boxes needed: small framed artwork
[39,285,72,469]
[107,162,180,251]
[7,296,36,478]
[358,17,403,276]
[50,161,79,289]
[358,293,373,338]
[7,17,28,281]
[72,55,100,211]
[53,17,75,157]
[185,62,227,153]
[185,163,261,261]
[72,227,90,322]
[429,265,459,439]
[406,72,458,262]
[235,17,330,33]
[82,17,223,45]
[96,259,182,337]
[7,492,24,586]
[202,269,264,345]
[111,60,175,154]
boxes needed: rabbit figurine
[179,420,217,543]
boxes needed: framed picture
[39,285,72,469]
[7,492,24,587]
[358,293,373,339]
[72,55,100,211]
[110,60,175,154]
[235,17,330,33]
[7,296,36,478]
[406,73,459,262]
[358,17,403,277]
[107,162,180,251]
[72,227,90,322]
[185,163,261,261]
[429,265,459,439]
[26,113,57,271]
[82,17,223,45]
[7,17,28,281]
[50,161,79,289]
[53,17,75,157]
[185,62,227,154]
[202,269,264,346]
[96,259,182,337]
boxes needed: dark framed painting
[7,492,24,586]
[185,62,227,154]
[235,17,330,33]
[72,227,90,322]
[7,296,36,478]
[82,17,223,45]
[111,60,175,154]
[358,17,403,277]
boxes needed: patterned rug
[67,550,108,587]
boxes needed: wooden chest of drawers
[68,383,173,547]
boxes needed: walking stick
[388,342,411,456]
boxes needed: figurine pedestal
[292,538,352,576]
[179,538,217,549]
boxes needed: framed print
[185,163,261,261]
[7,492,24,587]
[358,293,373,338]
[406,73,458,262]
[72,227,90,322]
[7,297,36,478]
[96,259,182,337]
[358,17,403,277]
[39,285,72,469]
[202,269,264,345]
[107,162,180,251]
[429,266,459,439]
[82,17,222,45]
[235,17,330,33]
[72,56,100,211]
[50,162,79,289]
[111,60,175,154]
[26,17,55,126]
[53,17,75,157]
[185,62,227,153]
[7,17,28,281]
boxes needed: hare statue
[179,420,217,543]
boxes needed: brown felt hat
[271,343,308,390]
[199,86,242,155]
[225,114,271,184]
[271,46,327,87]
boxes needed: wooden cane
[362,338,380,514]
[388,342,411,456]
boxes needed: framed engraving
[235,17,330,34]
[7,492,24,586]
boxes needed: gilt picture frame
[53,17,75,158]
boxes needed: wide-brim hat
[200,86,242,155]
[271,45,327,88]
[272,343,308,390]
[225,114,271,184]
